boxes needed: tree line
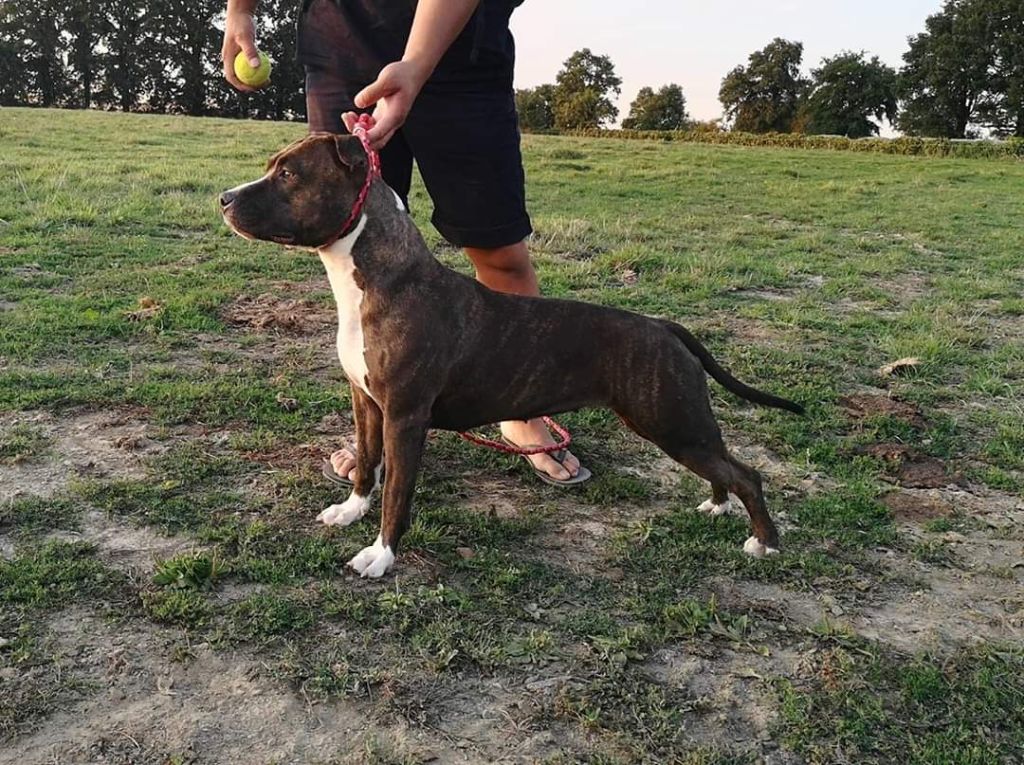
[1,0,1021,138]
[520,0,1023,138]
[0,0,304,120]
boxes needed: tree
[802,52,897,137]
[222,0,308,121]
[552,48,621,130]
[897,0,994,138]
[1,0,72,107]
[719,38,808,133]
[151,0,223,115]
[0,7,33,105]
[982,0,1024,136]
[67,0,103,109]
[622,84,688,130]
[515,84,555,132]
[96,1,151,112]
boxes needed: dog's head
[220,133,369,248]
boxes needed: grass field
[1,107,1023,764]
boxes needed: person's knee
[467,242,531,276]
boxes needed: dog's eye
[279,168,294,180]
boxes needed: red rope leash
[319,113,382,249]
[350,113,382,177]
[341,116,573,457]
[458,416,572,456]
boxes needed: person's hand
[342,60,430,150]
[222,11,261,92]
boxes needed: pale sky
[510,0,942,125]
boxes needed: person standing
[221,0,588,485]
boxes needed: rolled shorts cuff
[431,214,533,250]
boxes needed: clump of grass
[232,592,315,638]
[0,424,52,464]
[153,552,224,590]
[789,484,897,549]
[0,541,124,611]
[550,668,707,761]
[777,644,1024,763]
[0,496,80,537]
[142,589,213,628]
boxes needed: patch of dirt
[714,578,826,632]
[854,443,960,489]
[221,294,334,335]
[1,611,381,765]
[882,490,954,522]
[839,393,927,429]
[315,411,351,435]
[0,409,164,503]
[55,510,195,575]
[853,567,1024,654]
[2,609,579,765]
[640,644,805,761]
[244,442,330,471]
[728,286,793,302]
[706,316,790,346]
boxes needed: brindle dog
[221,134,804,578]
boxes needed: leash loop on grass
[458,416,572,456]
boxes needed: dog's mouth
[222,213,295,246]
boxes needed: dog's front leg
[319,388,384,527]
[348,409,429,578]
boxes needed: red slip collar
[319,114,382,249]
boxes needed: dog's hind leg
[617,402,780,557]
[697,483,733,517]
[349,409,429,578]
[684,450,779,558]
[318,388,383,528]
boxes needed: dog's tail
[664,322,805,415]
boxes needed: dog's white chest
[318,216,373,399]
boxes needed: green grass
[778,643,1024,764]
[2,107,1023,759]
[0,424,52,463]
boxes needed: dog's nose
[219,190,237,209]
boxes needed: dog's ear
[331,134,365,172]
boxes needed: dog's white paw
[317,494,370,527]
[743,535,780,559]
[348,535,395,578]
[698,498,733,517]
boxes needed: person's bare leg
[465,240,582,481]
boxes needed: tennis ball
[234,50,271,88]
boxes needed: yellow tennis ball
[234,50,271,88]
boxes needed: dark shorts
[301,0,531,250]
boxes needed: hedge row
[564,128,1024,160]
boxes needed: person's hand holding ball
[221,6,271,91]
[234,50,271,88]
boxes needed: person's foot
[500,418,582,482]
[329,419,584,485]
[329,447,357,482]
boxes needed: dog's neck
[317,180,439,291]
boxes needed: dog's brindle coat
[221,134,804,578]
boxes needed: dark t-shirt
[297,0,518,89]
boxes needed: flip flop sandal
[322,458,354,488]
[501,439,592,487]
[322,453,386,488]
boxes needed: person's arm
[343,0,481,148]
[222,0,263,92]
